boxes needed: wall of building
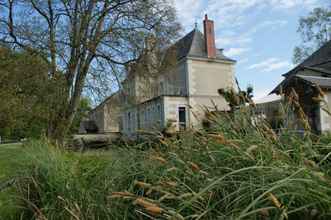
[159,61,188,96]
[319,90,331,132]
[122,107,138,138]
[163,96,189,131]
[89,106,105,132]
[103,94,121,133]
[121,95,191,137]
[137,97,164,131]
[122,60,188,107]
[121,97,164,137]
[87,94,122,134]
[186,58,235,127]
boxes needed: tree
[0,47,56,139]
[293,7,331,64]
[0,0,180,143]
[70,97,92,134]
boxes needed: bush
[3,109,331,219]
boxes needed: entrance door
[178,107,186,131]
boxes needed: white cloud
[174,0,320,31]
[216,19,287,48]
[269,0,320,9]
[216,35,252,47]
[248,20,288,34]
[173,0,204,30]
[224,47,250,57]
[248,58,293,72]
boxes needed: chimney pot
[203,15,216,59]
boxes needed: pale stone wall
[158,61,188,96]
[163,96,189,131]
[186,58,235,127]
[319,91,331,132]
[89,107,104,132]
[122,107,138,138]
[103,94,121,133]
[87,93,122,134]
[121,97,164,137]
[137,98,164,131]
[121,95,191,137]
[122,61,188,106]
[134,75,158,104]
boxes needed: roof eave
[187,55,236,64]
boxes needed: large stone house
[81,15,237,137]
[259,39,331,133]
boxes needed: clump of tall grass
[4,107,331,219]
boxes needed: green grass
[1,110,331,219]
[0,143,24,219]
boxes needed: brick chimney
[203,14,216,59]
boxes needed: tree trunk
[47,90,80,146]
[48,110,77,146]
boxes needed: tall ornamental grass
[3,108,331,219]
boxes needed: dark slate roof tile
[167,29,235,62]
[284,40,331,77]
[271,40,331,94]
[297,75,331,89]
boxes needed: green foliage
[0,47,62,140]
[69,98,92,134]
[0,48,46,139]
[2,109,331,219]
[293,7,331,64]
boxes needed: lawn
[0,142,124,219]
[0,143,24,219]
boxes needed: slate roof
[168,29,235,62]
[303,66,331,75]
[270,67,331,94]
[271,39,331,94]
[284,40,331,77]
[296,40,331,67]
[297,75,331,89]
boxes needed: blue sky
[174,0,329,100]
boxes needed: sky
[173,0,329,100]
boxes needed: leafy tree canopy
[0,47,50,139]
[293,7,331,64]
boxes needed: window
[178,107,186,131]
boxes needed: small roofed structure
[271,40,331,133]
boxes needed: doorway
[178,107,186,131]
